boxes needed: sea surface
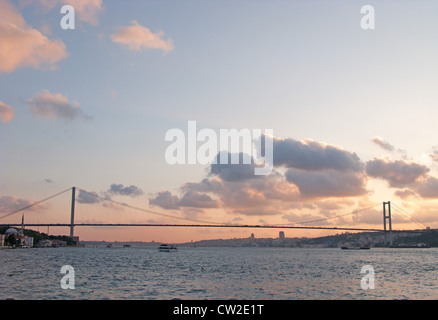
[1,246,437,300]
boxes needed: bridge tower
[383,201,393,246]
[70,187,75,238]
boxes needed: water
[1,247,437,300]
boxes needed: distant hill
[178,229,438,248]
[3,226,437,248]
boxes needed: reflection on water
[0,247,437,299]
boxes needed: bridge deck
[1,223,420,233]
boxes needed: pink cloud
[66,0,103,25]
[0,0,68,73]
[0,195,49,214]
[26,90,92,122]
[0,101,15,123]
[366,157,429,188]
[111,20,174,53]
[415,176,438,199]
[371,136,394,152]
[20,0,103,25]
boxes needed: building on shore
[2,227,34,248]
[0,234,6,249]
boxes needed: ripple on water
[1,247,438,299]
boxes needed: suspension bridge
[0,187,429,246]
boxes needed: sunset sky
[1,0,438,242]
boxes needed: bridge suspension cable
[390,202,428,229]
[77,188,385,229]
[4,186,425,233]
[76,188,226,226]
[278,203,382,226]
[0,187,72,220]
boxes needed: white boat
[158,243,177,252]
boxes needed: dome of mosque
[5,228,18,235]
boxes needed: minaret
[20,214,24,236]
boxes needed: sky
[1,0,438,243]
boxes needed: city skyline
[1,0,438,242]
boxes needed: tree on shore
[6,234,18,247]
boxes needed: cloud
[108,184,144,197]
[111,20,174,53]
[101,201,124,211]
[313,199,356,212]
[210,152,259,181]
[182,178,224,194]
[366,156,438,200]
[152,136,370,217]
[76,190,100,204]
[372,136,394,152]
[76,184,144,209]
[247,171,301,203]
[365,158,429,188]
[394,189,418,200]
[371,136,407,158]
[0,195,48,213]
[149,190,219,210]
[269,137,367,198]
[415,176,438,199]
[21,0,103,25]
[0,0,68,73]
[26,90,92,122]
[285,168,368,198]
[0,101,15,123]
[272,137,363,172]
[236,207,281,217]
[429,148,438,163]
[179,191,220,208]
[150,133,437,227]
[179,172,301,216]
[149,190,180,210]
[350,206,383,225]
[64,0,103,25]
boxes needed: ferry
[158,243,177,252]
